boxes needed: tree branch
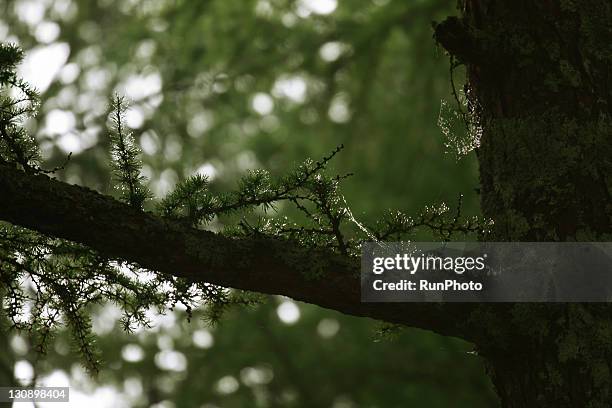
[433,17,486,65]
[0,163,475,340]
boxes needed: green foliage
[0,220,261,374]
[371,198,492,242]
[109,95,151,210]
[160,144,361,254]
[159,174,213,225]
[0,43,41,171]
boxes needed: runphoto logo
[371,253,487,275]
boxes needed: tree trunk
[476,304,612,407]
[436,1,612,406]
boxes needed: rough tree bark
[435,1,612,406]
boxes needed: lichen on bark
[434,1,612,406]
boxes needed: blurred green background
[1,0,497,406]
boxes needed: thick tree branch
[433,17,500,68]
[0,163,475,340]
